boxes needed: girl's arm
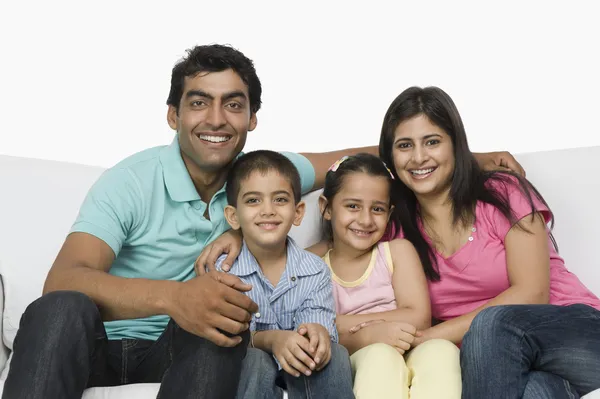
[417,212,550,345]
[337,239,432,336]
[306,240,332,258]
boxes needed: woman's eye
[426,139,440,146]
[397,142,411,149]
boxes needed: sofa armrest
[0,275,9,372]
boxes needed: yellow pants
[351,339,461,399]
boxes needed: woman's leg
[405,339,462,399]
[461,304,600,399]
[522,371,579,399]
[350,343,409,399]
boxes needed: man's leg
[2,291,116,399]
[461,304,600,399]
[283,342,354,399]
[236,348,283,399]
[522,371,580,399]
[157,324,250,399]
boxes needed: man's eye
[191,101,206,107]
[227,102,242,109]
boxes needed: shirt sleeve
[293,266,339,343]
[487,176,552,241]
[280,152,316,195]
[70,168,143,256]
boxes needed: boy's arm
[336,239,431,335]
[293,267,338,342]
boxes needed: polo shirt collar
[232,237,322,277]
[159,135,201,203]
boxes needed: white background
[1,0,598,168]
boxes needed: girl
[312,153,461,399]
[379,86,600,398]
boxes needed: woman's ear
[224,205,241,230]
[319,195,331,220]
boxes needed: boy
[217,150,354,398]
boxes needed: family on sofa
[4,44,600,399]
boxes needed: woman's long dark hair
[379,86,555,281]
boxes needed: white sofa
[1,147,600,399]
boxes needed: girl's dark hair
[379,86,556,281]
[321,153,397,242]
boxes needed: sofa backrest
[1,146,599,351]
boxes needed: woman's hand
[195,229,243,275]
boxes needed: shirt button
[291,276,296,282]
[255,312,261,319]
[472,227,477,232]
[468,236,474,242]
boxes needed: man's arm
[300,147,524,191]
[44,232,177,321]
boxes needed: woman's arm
[337,239,432,335]
[416,212,550,345]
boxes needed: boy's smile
[225,169,305,251]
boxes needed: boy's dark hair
[321,153,395,242]
[379,86,556,282]
[166,44,262,114]
[226,150,302,206]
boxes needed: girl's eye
[373,207,386,213]
[347,204,359,210]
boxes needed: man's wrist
[154,280,181,316]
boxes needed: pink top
[323,242,397,315]
[397,177,600,320]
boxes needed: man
[3,44,523,399]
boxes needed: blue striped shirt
[216,237,338,343]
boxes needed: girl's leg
[405,339,462,399]
[522,371,579,399]
[350,343,409,399]
[461,304,600,399]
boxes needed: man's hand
[297,323,332,370]
[354,321,417,355]
[168,271,258,347]
[195,229,243,275]
[270,330,316,378]
[474,151,526,176]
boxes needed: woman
[378,86,600,398]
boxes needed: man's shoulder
[110,145,166,174]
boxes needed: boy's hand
[297,323,331,370]
[271,330,316,377]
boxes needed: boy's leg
[351,343,409,399]
[2,291,117,399]
[156,323,250,399]
[236,348,283,399]
[283,342,354,399]
[405,339,461,399]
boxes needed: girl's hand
[195,229,243,275]
[362,321,417,354]
[297,323,331,370]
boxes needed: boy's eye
[347,204,359,210]
[274,197,288,203]
[246,198,259,204]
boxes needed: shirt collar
[231,237,322,277]
[159,135,202,203]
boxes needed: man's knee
[22,291,98,329]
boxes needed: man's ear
[248,113,258,132]
[167,105,178,131]
[319,195,331,221]
[224,205,241,230]
[292,200,306,227]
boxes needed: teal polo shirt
[70,136,315,341]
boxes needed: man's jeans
[237,343,354,399]
[2,290,251,399]
[461,304,600,399]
